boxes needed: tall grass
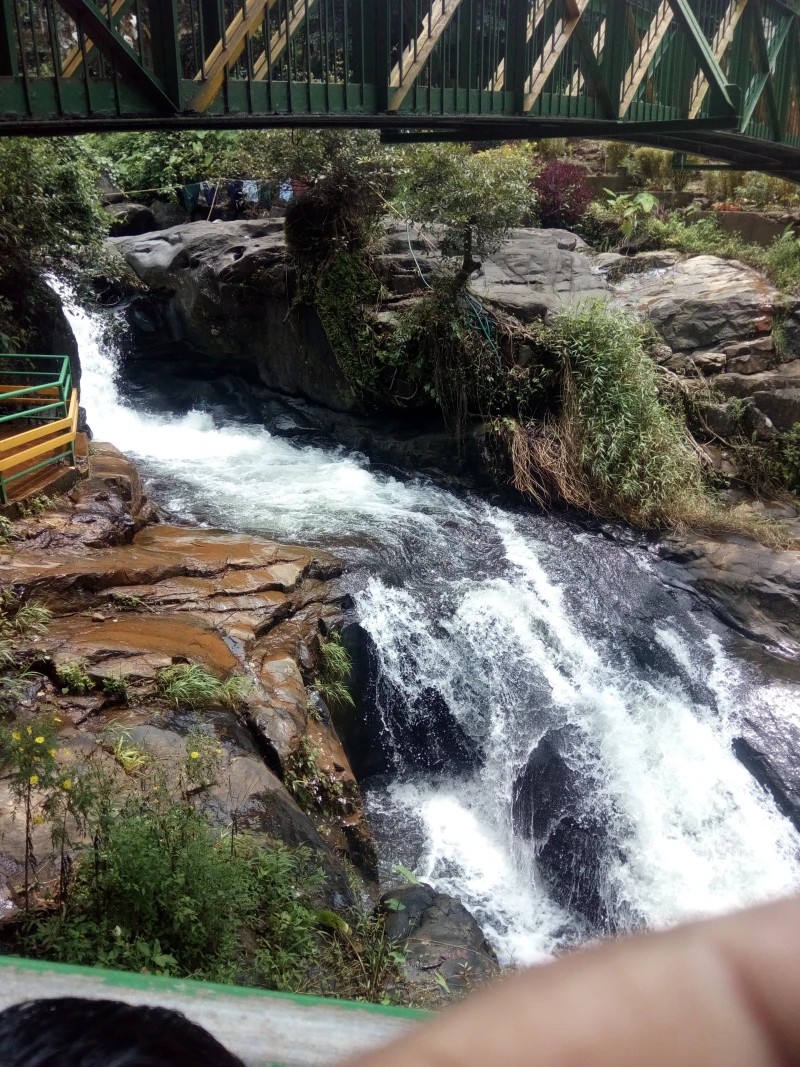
[507,303,789,545]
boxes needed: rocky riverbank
[0,442,500,999]
[105,217,800,652]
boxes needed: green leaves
[393,864,422,886]
[383,897,406,912]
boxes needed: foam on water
[65,291,800,964]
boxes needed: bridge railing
[0,1,798,168]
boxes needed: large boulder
[470,228,609,321]
[105,202,157,237]
[380,882,499,994]
[711,360,800,433]
[110,220,357,412]
[613,254,800,356]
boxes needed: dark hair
[0,998,246,1067]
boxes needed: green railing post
[374,0,390,110]
[599,0,628,120]
[0,0,18,76]
[505,0,531,115]
[149,0,182,107]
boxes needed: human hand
[344,894,800,1067]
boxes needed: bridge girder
[0,0,797,181]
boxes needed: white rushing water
[67,297,800,964]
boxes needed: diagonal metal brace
[665,0,738,115]
[55,0,176,109]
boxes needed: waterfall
[64,294,800,965]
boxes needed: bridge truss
[0,0,798,178]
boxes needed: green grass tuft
[156,664,250,710]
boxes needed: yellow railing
[0,388,78,505]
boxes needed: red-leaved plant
[533,161,594,230]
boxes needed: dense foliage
[0,137,107,350]
[92,129,385,197]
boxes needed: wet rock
[109,220,358,413]
[105,202,157,237]
[1,447,373,875]
[656,534,800,652]
[512,728,626,934]
[380,883,499,993]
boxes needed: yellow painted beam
[190,0,272,113]
[0,390,76,473]
[619,1,673,116]
[252,0,315,81]
[0,411,74,454]
[525,0,592,112]
[490,0,553,92]
[389,0,465,112]
[689,0,750,118]
[61,0,131,78]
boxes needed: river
[65,297,800,966]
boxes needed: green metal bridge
[0,0,798,178]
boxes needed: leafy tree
[392,143,535,285]
[0,137,106,350]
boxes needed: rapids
[66,295,800,965]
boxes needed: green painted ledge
[0,954,430,1067]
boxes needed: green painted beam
[665,0,739,116]
[54,0,177,109]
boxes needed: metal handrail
[0,356,77,506]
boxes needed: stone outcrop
[0,444,373,921]
[110,220,357,412]
[612,252,800,357]
[656,530,800,653]
[380,883,499,994]
[470,227,609,320]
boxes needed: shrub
[102,673,128,704]
[604,141,634,173]
[56,660,93,695]
[0,139,106,351]
[156,664,250,709]
[532,161,594,229]
[285,736,345,813]
[510,303,704,525]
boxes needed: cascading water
[66,295,800,964]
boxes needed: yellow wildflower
[11,731,20,741]
[54,717,61,723]
[29,775,39,785]
[49,749,57,758]
[62,779,72,790]
[26,726,32,735]
[32,814,44,826]
[190,751,200,759]
[35,736,44,744]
